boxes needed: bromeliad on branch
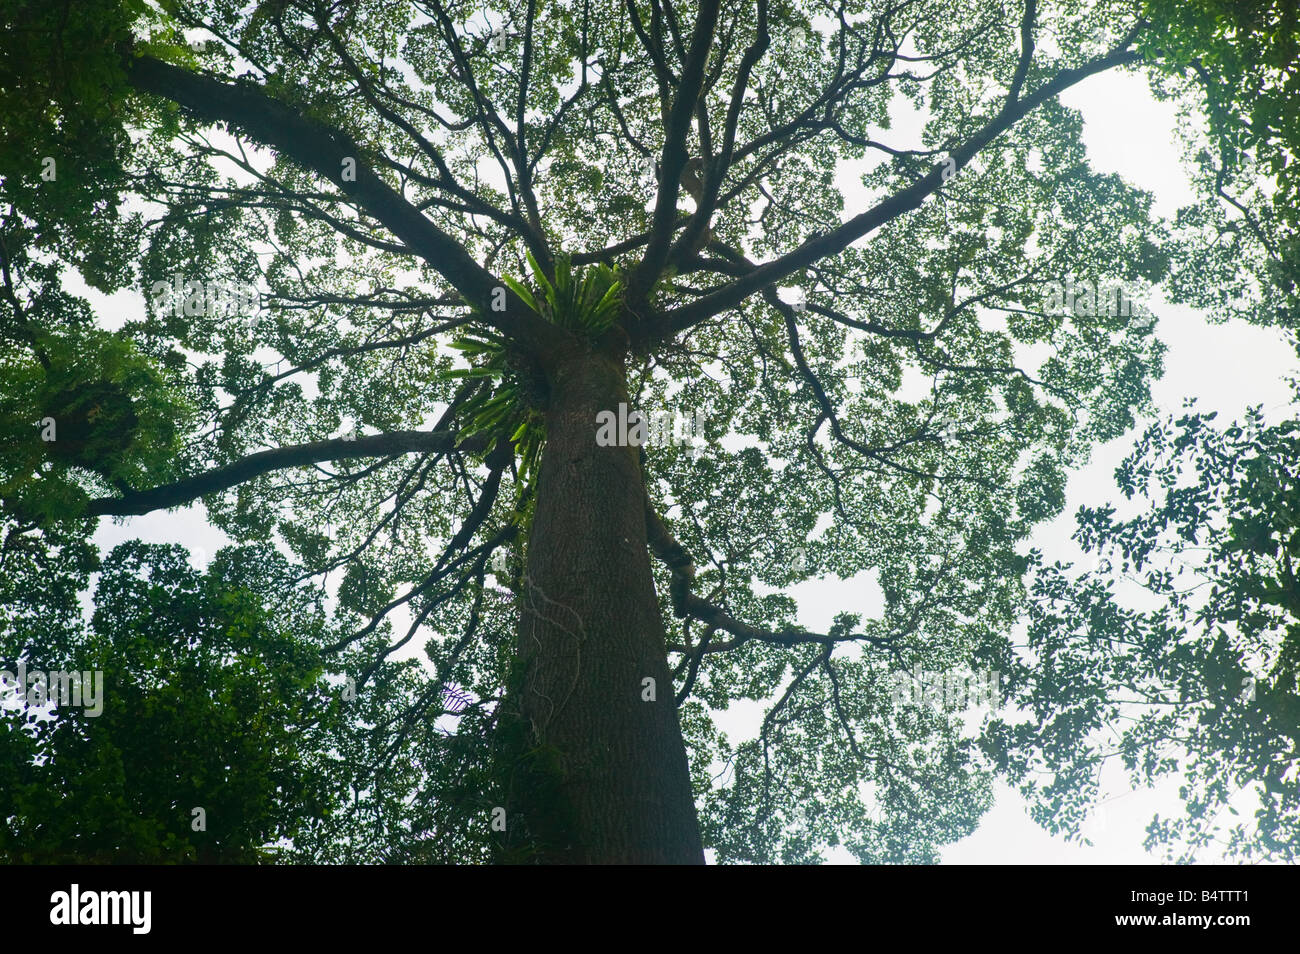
[446,253,624,490]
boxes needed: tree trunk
[496,338,704,864]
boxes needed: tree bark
[496,337,704,864]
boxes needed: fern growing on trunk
[446,253,623,490]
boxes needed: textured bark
[498,340,704,864]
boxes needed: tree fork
[495,335,704,864]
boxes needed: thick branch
[123,51,561,355]
[627,0,722,302]
[86,430,485,517]
[668,0,769,268]
[639,41,1141,342]
[645,499,896,659]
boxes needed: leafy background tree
[1140,0,1299,330]
[0,0,1294,862]
[0,532,473,862]
[997,390,1300,863]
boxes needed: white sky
[73,53,1299,865]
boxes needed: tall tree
[0,0,1287,862]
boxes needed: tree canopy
[0,0,1295,862]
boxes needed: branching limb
[85,430,487,517]
[627,0,722,303]
[123,51,561,354]
[638,36,1142,342]
[645,499,901,664]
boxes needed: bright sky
[946,67,1296,864]
[73,49,1298,866]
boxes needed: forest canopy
[0,0,1296,863]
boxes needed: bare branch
[86,430,486,517]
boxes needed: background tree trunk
[496,339,705,864]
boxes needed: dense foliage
[0,0,1294,861]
